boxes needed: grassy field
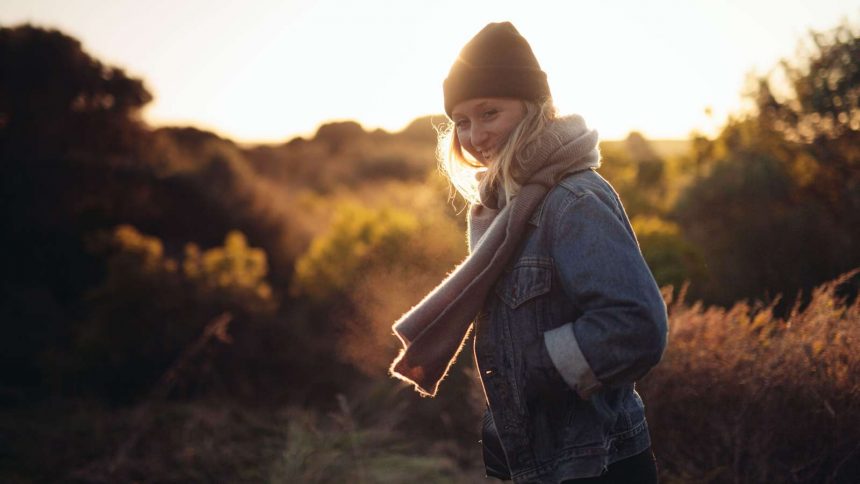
[2,271,856,484]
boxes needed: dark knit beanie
[443,22,551,118]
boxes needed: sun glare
[1,0,855,143]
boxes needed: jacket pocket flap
[495,257,553,309]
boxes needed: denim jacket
[473,169,668,483]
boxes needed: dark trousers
[561,448,658,484]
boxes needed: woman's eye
[482,109,498,118]
[454,120,468,129]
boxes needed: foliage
[640,270,860,483]
[4,272,857,483]
[0,24,151,158]
[70,225,275,399]
[673,20,860,307]
[631,215,706,291]
[755,19,860,240]
[242,122,436,193]
[291,202,420,305]
[0,24,156,390]
[286,181,485,453]
[270,391,480,483]
[183,231,273,303]
[289,178,467,371]
[758,20,860,143]
[0,389,485,483]
[2,18,860,484]
[674,146,826,305]
[0,24,439,400]
[599,137,666,218]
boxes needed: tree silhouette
[0,24,153,391]
[754,20,860,224]
[0,24,151,158]
[675,20,860,307]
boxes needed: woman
[390,22,668,483]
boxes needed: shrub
[69,225,275,400]
[631,215,706,291]
[640,270,860,483]
[290,202,420,306]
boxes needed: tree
[0,25,156,391]
[0,24,152,158]
[757,20,860,143]
[674,20,860,307]
[754,20,860,222]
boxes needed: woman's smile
[451,97,527,164]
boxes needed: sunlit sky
[2,0,858,143]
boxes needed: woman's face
[451,97,526,165]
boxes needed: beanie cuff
[444,66,550,118]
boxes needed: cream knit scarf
[389,114,600,397]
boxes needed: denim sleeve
[542,191,668,399]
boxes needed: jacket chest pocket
[489,257,554,420]
[495,257,553,309]
[492,257,554,359]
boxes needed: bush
[640,270,860,483]
[290,202,419,306]
[631,215,706,291]
[673,20,860,308]
[68,225,275,400]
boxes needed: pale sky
[2,0,858,143]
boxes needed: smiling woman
[450,98,527,163]
[440,97,556,207]
[389,22,667,483]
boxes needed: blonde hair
[436,97,558,206]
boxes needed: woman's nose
[471,124,489,148]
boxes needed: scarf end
[388,321,476,399]
[388,349,440,398]
[388,349,450,398]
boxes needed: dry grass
[1,392,484,483]
[640,270,860,483]
[4,271,857,483]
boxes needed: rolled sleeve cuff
[544,322,603,399]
